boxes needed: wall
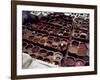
[0,0,99,80]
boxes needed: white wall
[0,0,99,80]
